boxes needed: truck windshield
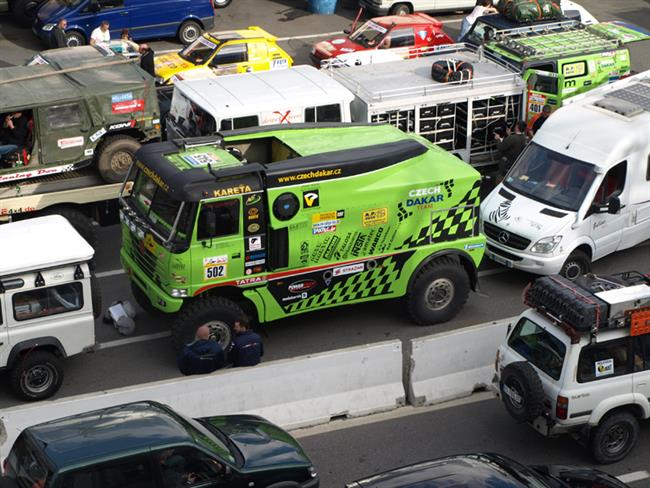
[6,434,53,488]
[504,142,597,212]
[179,36,220,64]
[350,21,388,47]
[129,167,192,243]
[508,317,566,380]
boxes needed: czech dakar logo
[303,190,320,208]
[489,199,512,223]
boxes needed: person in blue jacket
[177,325,225,375]
[230,319,263,367]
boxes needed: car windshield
[465,18,494,44]
[179,36,220,64]
[6,434,53,488]
[127,164,192,244]
[349,20,388,47]
[504,142,597,212]
[485,455,558,488]
[508,317,566,380]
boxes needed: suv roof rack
[524,272,650,341]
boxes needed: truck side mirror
[607,195,621,214]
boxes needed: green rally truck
[119,124,485,348]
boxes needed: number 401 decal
[204,265,227,280]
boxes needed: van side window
[99,0,124,8]
[45,104,83,129]
[219,116,259,131]
[12,282,84,321]
[592,161,626,205]
[60,455,155,488]
[210,44,248,66]
[578,338,630,382]
[304,104,341,123]
[197,200,240,240]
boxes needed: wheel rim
[203,320,232,348]
[22,364,56,395]
[183,26,199,43]
[602,423,630,455]
[424,278,455,311]
[110,150,133,172]
[67,36,81,47]
[213,0,228,5]
[563,261,583,281]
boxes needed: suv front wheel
[590,410,639,464]
[10,351,64,401]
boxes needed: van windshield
[508,317,566,380]
[504,142,597,212]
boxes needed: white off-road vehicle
[0,215,100,401]
[495,271,650,464]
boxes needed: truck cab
[0,215,99,401]
[481,71,650,279]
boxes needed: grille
[484,222,530,250]
[487,244,523,262]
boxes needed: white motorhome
[481,71,650,279]
[327,43,525,167]
[165,65,355,139]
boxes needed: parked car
[346,453,629,487]
[359,0,474,16]
[3,401,319,488]
[310,13,453,67]
[33,0,215,47]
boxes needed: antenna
[207,162,219,181]
[565,129,581,150]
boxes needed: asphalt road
[0,0,649,409]
[296,393,650,486]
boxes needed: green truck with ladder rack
[119,124,485,348]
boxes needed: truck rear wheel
[10,351,63,401]
[172,296,246,351]
[407,256,469,325]
[96,135,141,184]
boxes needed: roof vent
[593,97,643,117]
[593,80,650,118]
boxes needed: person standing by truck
[494,120,527,178]
[459,0,497,41]
[52,19,67,48]
[530,105,552,135]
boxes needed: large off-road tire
[500,361,544,423]
[11,0,40,27]
[212,0,232,7]
[407,256,470,325]
[389,2,411,15]
[65,30,86,47]
[172,296,246,351]
[178,20,202,45]
[41,206,97,249]
[590,411,639,464]
[91,273,102,319]
[10,351,63,401]
[560,249,591,281]
[96,135,140,183]
[131,282,163,316]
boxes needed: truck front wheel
[96,135,141,183]
[10,351,63,401]
[172,296,246,351]
[407,257,470,325]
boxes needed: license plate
[488,250,513,268]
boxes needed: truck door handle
[638,382,647,387]
[231,253,241,259]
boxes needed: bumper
[303,476,319,488]
[485,240,566,275]
[120,250,184,313]
[359,0,389,15]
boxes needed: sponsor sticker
[84,148,94,156]
[89,128,107,142]
[108,120,136,131]
[112,92,134,103]
[245,194,261,206]
[203,255,228,266]
[303,190,319,208]
[464,243,485,250]
[312,221,338,235]
[362,207,388,227]
[247,223,260,233]
[248,207,260,220]
[288,279,317,294]
[57,136,84,149]
[237,277,266,286]
[248,236,262,251]
[595,358,614,377]
[203,255,228,280]
[182,152,220,168]
[112,99,145,114]
[333,263,364,277]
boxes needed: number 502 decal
[204,265,227,280]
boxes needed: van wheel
[172,296,246,351]
[560,250,591,281]
[10,351,63,401]
[96,135,140,183]
[407,257,469,325]
[11,0,39,26]
[65,30,86,47]
[212,0,232,7]
[389,2,411,15]
[178,20,202,45]
[42,206,97,249]
[591,411,639,464]
[500,361,544,423]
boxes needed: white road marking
[96,331,171,350]
[617,471,650,484]
[96,269,125,278]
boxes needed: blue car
[33,0,215,47]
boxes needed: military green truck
[119,124,486,348]
[466,19,650,124]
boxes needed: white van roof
[174,65,355,119]
[0,215,94,277]
[534,71,650,169]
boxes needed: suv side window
[60,455,155,488]
[507,318,566,380]
[45,104,83,130]
[12,282,83,321]
[578,338,630,383]
[633,335,650,371]
[155,447,226,488]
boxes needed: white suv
[495,271,650,464]
[0,215,100,401]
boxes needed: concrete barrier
[407,317,516,406]
[0,340,404,460]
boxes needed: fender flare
[588,395,641,426]
[408,249,479,292]
[6,337,66,369]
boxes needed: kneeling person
[177,325,225,375]
[230,319,263,367]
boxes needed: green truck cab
[119,124,485,348]
[0,46,160,185]
[472,20,650,125]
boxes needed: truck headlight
[531,235,562,254]
[170,288,188,297]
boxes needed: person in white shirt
[459,0,498,41]
[90,20,111,45]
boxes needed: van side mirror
[607,196,621,214]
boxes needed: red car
[310,13,453,67]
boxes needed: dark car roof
[349,454,529,488]
[25,401,196,468]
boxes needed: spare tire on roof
[431,59,474,83]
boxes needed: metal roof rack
[593,79,650,117]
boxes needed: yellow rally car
[154,26,293,85]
